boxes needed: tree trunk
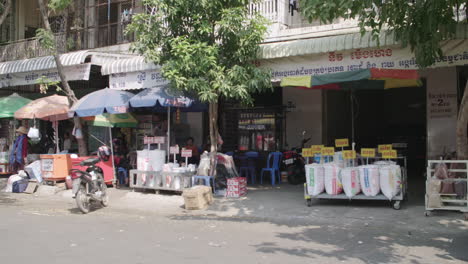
[208,102,219,177]
[0,0,12,27]
[38,0,88,156]
[456,81,468,159]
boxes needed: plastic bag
[4,174,22,193]
[197,152,210,176]
[305,164,325,196]
[27,127,40,139]
[341,167,360,198]
[434,163,448,179]
[72,127,83,139]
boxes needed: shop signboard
[310,145,324,154]
[170,146,180,154]
[378,144,392,153]
[361,148,376,158]
[109,69,169,90]
[335,138,349,148]
[181,149,193,158]
[382,150,398,159]
[302,148,313,157]
[0,64,91,88]
[321,147,335,156]
[143,136,165,144]
[343,150,356,159]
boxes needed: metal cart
[129,170,194,193]
[304,157,408,210]
[425,160,468,219]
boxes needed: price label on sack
[335,138,349,148]
[343,150,356,159]
[382,149,397,159]
[378,144,392,153]
[361,148,376,158]
[181,148,193,158]
[310,145,324,154]
[321,147,335,156]
[170,146,180,154]
[302,148,314,157]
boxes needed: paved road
[0,192,467,264]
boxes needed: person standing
[9,126,29,172]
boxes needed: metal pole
[54,120,59,154]
[350,91,355,144]
[109,127,116,184]
[167,106,170,162]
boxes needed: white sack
[341,167,361,198]
[324,164,343,195]
[359,165,380,196]
[4,174,22,193]
[305,164,325,196]
[379,165,402,200]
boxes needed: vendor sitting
[184,137,200,164]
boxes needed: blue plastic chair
[260,152,283,186]
[239,151,259,184]
[225,151,234,157]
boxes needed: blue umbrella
[69,88,134,117]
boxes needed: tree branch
[0,0,12,27]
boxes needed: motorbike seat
[80,157,100,167]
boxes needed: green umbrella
[0,93,32,118]
[87,113,138,128]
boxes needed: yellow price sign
[343,150,357,159]
[310,145,324,154]
[302,148,314,157]
[335,138,349,148]
[382,150,397,159]
[361,148,376,158]
[321,147,335,156]
[378,144,392,153]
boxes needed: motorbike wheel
[99,176,109,207]
[287,166,306,185]
[76,186,91,214]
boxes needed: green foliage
[36,28,55,51]
[299,0,467,68]
[36,76,61,94]
[127,0,272,104]
[48,0,72,11]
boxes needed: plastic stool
[192,175,215,193]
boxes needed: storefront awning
[101,56,168,90]
[101,56,160,75]
[0,51,134,88]
[280,68,421,89]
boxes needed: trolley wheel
[392,201,401,210]
[424,211,431,217]
[306,199,312,207]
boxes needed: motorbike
[282,131,311,185]
[70,157,109,214]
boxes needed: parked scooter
[70,146,110,214]
[282,131,311,185]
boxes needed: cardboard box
[182,185,213,210]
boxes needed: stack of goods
[226,177,247,198]
[182,185,213,210]
[341,167,361,198]
[324,163,343,195]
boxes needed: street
[1,186,467,264]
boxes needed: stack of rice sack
[305,161,402,200]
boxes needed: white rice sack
[4,174,22,193]
[341,167,361,198]
[373,160,396,166]
[305,164,325,196]
[379,165,402,200]
[359,165,380,196]
[324,164,343,195]
[333,152,345,168]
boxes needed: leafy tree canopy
[127,0,272,104]
[299,0,467,68]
